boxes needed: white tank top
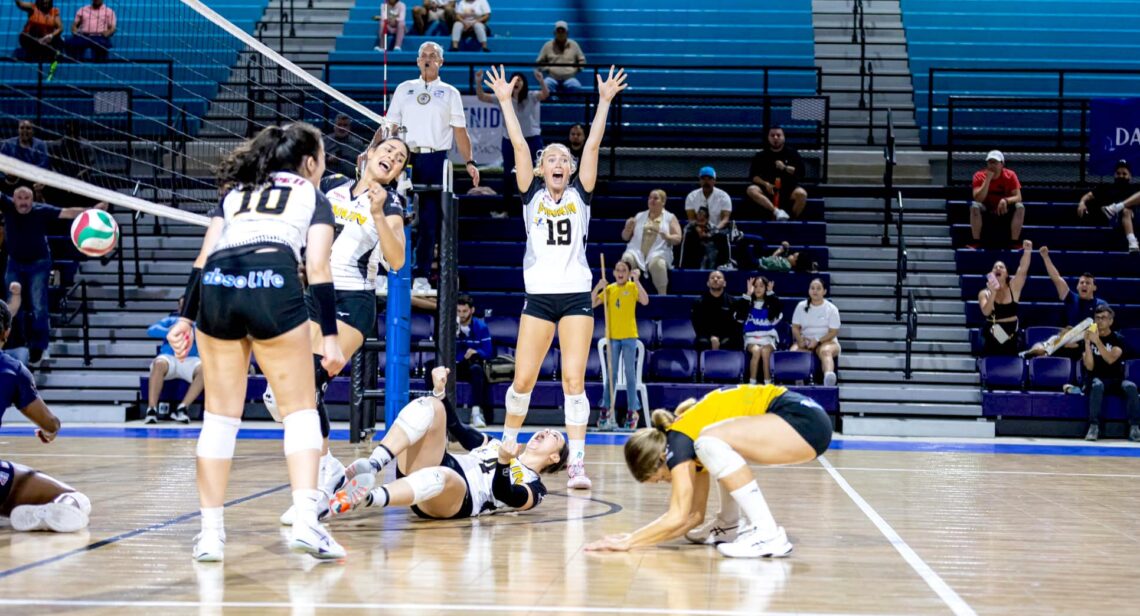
[210,171,334,262]
[520,176,593,294]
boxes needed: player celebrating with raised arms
[272,131,410,526]
[482,64,627,489]
[167,123,346,562]
[585,385,831,558]
[329,367,568,520]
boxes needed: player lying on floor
[328,366,568,520]
[0,299,91,533]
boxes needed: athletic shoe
[393,46,402,51]
[289,518,346,560]
[321,456,347,495]
[566,461,592,490]
[143,408,158,424]
[280,505,297,526]
[717,525,793,559]
[686,516,741,545]
[373,45,382,52]
[774,209,790,221]
[596,409,618,431]
[470,406,487,429]
[192,529,225,562]
[344,456,382,482]
[624,410,641,431]
[330,474,376,516]
[412,277,433,293]
[1102,204,1120,225]
[1130,425,1140,442]
[1085,424,1099,441]
[823,371,838,387]
[172,407,191,424]
[9,502,89,533]
[1129,241,1139,254]
[1063,384,1083,395]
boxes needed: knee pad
[394,396,437,444]
[694,436,747,480]
[282,409,322,456]
[197,412,241,459]
[56,491,92,516]
[405,467,447,505]
[505,386,531,418]
[564,392,590,427]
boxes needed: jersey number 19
[545,218,571,246]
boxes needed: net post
[438,161,458,403]
[384,224,414,431]
[349,347,364,443]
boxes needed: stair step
[36,372,141,388]
[40,389,137,404]
[843,324,967,342]
[826,211,945,224]
[832,272,960,287]
[839,384,981,404]
[829,260,957,274]
[842,340,972,354]
[838,354,977,372]
[844,312,964,326]
[829,245,953,260]
[49,341,162,357]
[841,416,992,436]
[841,403,985,419]
[831,297,962,313]
[37,357,152,371]
[830,285,961,299]
[840,369,979,385]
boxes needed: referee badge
[417,92,432,105]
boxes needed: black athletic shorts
[396,451,474,520]
[198,246,308,341]
[522,292,594,323]
[0,459,15,507]
[306,288,377,338]
[768,390,833,457]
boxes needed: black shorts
[198,247,309,341]
[522,292,594,323]
[0,459,15,506]
[768,391,832,457]
[306,288,377,338]
[396,451,474,520]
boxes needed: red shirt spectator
[972,167,1020,210]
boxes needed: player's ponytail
[216,122,322,188]
[623,408,675,482]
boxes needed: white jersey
[321,175,406,291]
[521,176,593,294]
[455,439,546,516]
[210,172,333,262]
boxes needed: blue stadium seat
[1028,357,1072,391]
[771,351,814,384]
[1127,360,1140,384]
[701,350,745,384]
[651,349,698,382]
[411,313,434,343]
[659,319,697,349]
[979,356,1025,391]
[1121,329,1140,355]
[539,349,559,380]
[486,315,520,347]
[1024,326,1062,350]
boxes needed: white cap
[554,20,569,30]
[986,150,1004,163]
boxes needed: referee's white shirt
[386,77,466,151]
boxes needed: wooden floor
[2,429,1140,615]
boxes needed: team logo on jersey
[537,202,577,218]
[202,268,286,289]
[332,202,368,226]
[417,92,432,105]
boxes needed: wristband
[310,282,339,336]
[180,267,203,321]
[465,160,476,167]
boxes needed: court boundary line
[0,483,290,580]
[818,456,977,616]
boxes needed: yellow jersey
[604,281,639,340]
[665,384,788,470]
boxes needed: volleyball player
[481,64,627,489]
[328,367,568,520]
[585,385,831,558]
[0,300,91,533]
[167,123,347,562]
[270,133,410,526]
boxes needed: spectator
[143,297,201,425]
[977,240,1032,356]
[1,120,51,171]
[680,206,720,270]
[15,0,63,62]
[322,114,367,178]
[536,21,586,95]
[412,0,454,35]
[791,278,841,386]
[621,189,682,294]
[65,0,115,63]
[374,0,407,52]
[757,241,817,273]
[475,68,548,210]
[1080,159,1138,253]
[50,119,96,185]
[691,270,746,351]
[685,166,731,230]
[451,0,490,52]
[566,123,585,164]
[0,188,106,366]
[592,258,648,431]
[743,276,782,385]
[745,126,807,221]
[3,281,28,367]
[1080,305,1139,442]
[437,294,492,428]
[1025,246,1105,359]
[968,150,1023,249]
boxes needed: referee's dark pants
[410,150,447,279]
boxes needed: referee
[385,41,480,289]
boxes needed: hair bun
[650,409,674,433]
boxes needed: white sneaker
[289,518,346,560]
[686,516,741,545]
[279,505,297,526]
[774,209,790,221]
[321,456,347,495]
[412,277,433,293]
[823,371,838,386]
[717,525,793,559]
[193,529,226,562]
[9,502,89,533]
[470,406,487,428]
[567,460,592,490]
[263,387,282,422]
[330,474,376,517]
[172,407,191,424]
[344,456,382,482]
[1129,240,1139,254]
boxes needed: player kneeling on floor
[585,384,831,558]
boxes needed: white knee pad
[405,467,447,504]
[564,392,590,427]
[282,409,322,456]
[394,396,437,444]
[694,436,747,480]
[196,412,241,459]
[505,386,531,418]
[56,491,92,516]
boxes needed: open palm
[596,66,628,102]
[482,65,516,103]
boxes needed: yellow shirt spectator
[604,281,639,340]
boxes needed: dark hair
[457,294,474,308]
[544,436,571,475]
[767,125,784,133]
[569,123,585,134]
[216,122,323,187]
[1080,272,1096,281]
[509,71,530,105]
[363,135,411,179]
[1095,304,1115,317]
[803,277,827,313]
[0,300,10,335]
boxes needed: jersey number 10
[235,187,292,216]
[545,218,571,245]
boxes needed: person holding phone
[977,240,1032,356]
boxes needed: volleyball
[70,209,119,257]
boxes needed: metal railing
[904,289,918,380]
[881,108,896,246]
[893,190,907,322]
[852,0,876,144]
[58,280,92,367]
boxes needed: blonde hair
[649,188,667,204]
[534,143,578,176]
[623,408,678,482]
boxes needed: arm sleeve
[383,190,406,218]
[536,42,550,63]
[310,190,335,226]
[449,87,466,128]
[665,430,696,470]
[1009,170,1021,191]
[386,90,404,125]
[209,197,226,218]
[574,41,586,63]
[474,319,493,358]
[33,142,51,169]
[397,2,406,20]
[971,171,986,190]
[769,295,784,322]
[492,461,534,508]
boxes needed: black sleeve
[319,173,352,194]
[382,189,406,218]
[691,299,707,337]
[492,461,542,509]
[748,152,765,182]
[665,430,696,470]
[442,396,485,451]
[571,176,593,206]
[521,177,543,206]
[310,190,335,226]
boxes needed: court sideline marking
[818,456,977,616]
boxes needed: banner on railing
[1090,98,1140,176]
[448,95,504,168]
